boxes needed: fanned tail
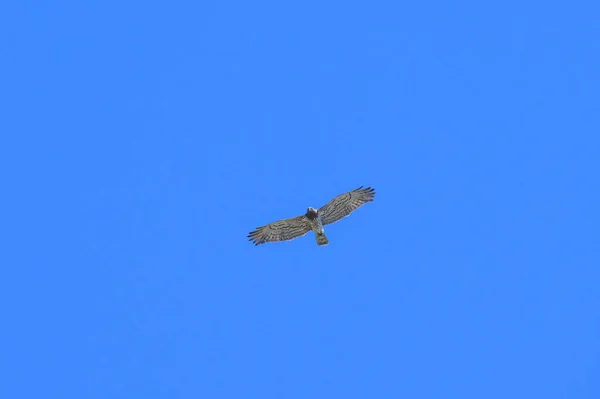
[316,232,329,246]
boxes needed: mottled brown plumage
[248,186,375,246]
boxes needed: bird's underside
[248,186,375,246]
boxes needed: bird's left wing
[248,215,312,245]
[318,186,375,226]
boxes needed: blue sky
[2,1,599,398]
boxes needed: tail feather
[316,232,329,246]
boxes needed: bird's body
[248,186,375,246]
[305,207,329,246]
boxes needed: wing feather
[248,215,312,246]
[318,186,375,225]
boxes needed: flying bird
[248,186,375,246]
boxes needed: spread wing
[248,215,312,246]
[318,186,375,226]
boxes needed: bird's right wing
[248,215,312,245]
[318,186,375,225]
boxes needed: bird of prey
[248,186,375,246]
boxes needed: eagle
[248,186,375,246]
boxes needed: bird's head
[305,207,318,219]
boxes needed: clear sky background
[2,1,599,398]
